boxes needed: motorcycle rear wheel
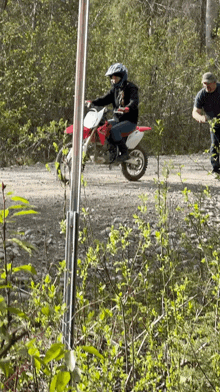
[121,145,148,181]
[56,142,72,184]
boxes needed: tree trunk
[0,0,7,11]
[200,0,206,52]
[206,0,219,57]
[32,1,38,30]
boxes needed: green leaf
[41,305,50,316]
[12,210,38,216]
[0,359,11,378]
[53,142,59,152]
[55,371,71,392]
[0,296,6,310]
[12,264,36,275]
[44,343,65,364]
[10,196,30,204]
[34,356,41,371]
[28,346,40,357]
[0,284,12,289]
[33,356,50,376]
[26,338,36,349]
[7,307,27,319]
[0,209,9,223]
[1,271,6,279]
[81,345,104,359]
[9,204,33,210]
[45,163,51,172]
[50,375,57,392]
[9,239,37,255]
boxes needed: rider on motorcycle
[87,63,139,162]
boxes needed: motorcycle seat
[121,125,151,137]
[121,130,133,137]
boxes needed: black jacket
[92,81,139,124]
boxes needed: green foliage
[0,184,72,390]
[88,0,210,155]
[66,164,220,391]
[0,118,68,166]
[0,0,76,164]
[0,183,108,390]
[2,162,220,390]
[0,0,217,163]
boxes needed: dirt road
[1,152,219,204]
[0,153,219,272]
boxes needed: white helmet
[105,63,128,88]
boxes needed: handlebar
[85,100,92,108]
[113,108,124,114]
[85,102,127,115]
[85,102,110,114]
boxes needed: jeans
[210,128,220,170]
[108,120,136,142]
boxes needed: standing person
[87,63,139,162]
[192,72,220,174]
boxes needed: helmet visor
[109,72,122,79]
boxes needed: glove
[117,106,130,113]
[85,100,92,108]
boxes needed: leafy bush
[0,184,70,390]
[0,119,67,166]
[2,165,220,391]
[71,167,220,391]
[0,0,216,162]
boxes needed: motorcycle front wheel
[56,142,72,184]
[121,145,148,181]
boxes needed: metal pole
[62,0,90,350]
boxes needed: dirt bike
[56,105,151,182]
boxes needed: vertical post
[62,0,90,349]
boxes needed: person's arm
[192,107,207,124]
[92,90,114,107]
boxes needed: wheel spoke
[126,150,144,176]
[121,146,148,181]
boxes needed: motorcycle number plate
[84,108,106,129]
[84,111,98,128]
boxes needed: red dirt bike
[56,106,151,182]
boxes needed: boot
[103,138,116,163]
[116,139,129,162]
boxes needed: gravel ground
[0,153,220,275]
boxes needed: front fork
[82,127,97,157]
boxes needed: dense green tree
[0,0,220,162]
[87,0,208,153]
[0,0,78,162]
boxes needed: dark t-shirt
[194,83,220,120]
